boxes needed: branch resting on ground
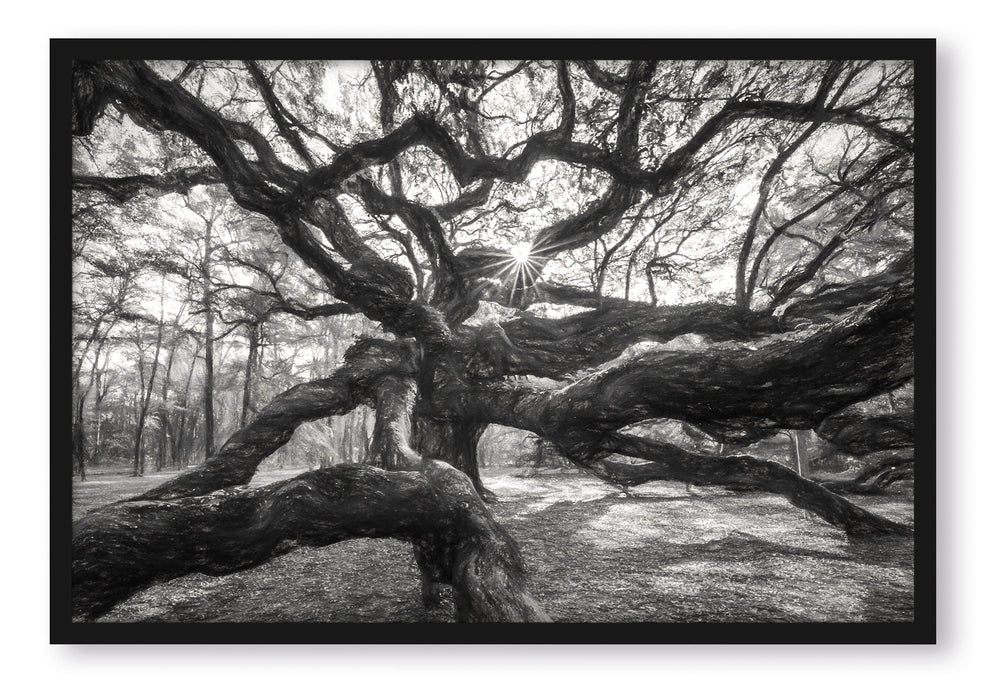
[591,434,912,537]
[73,463,550,622]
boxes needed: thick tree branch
[575,60,628,94]
[594,434,912,536]
[457,301,780,380]
[781,251,913,325]
[816,449,915,494]
[73,462,551,622]
[80,61,299,212]
[131,338,413,501]
[442,279,912,452]
[270,300,356,320]
[73,166,225,202]
[453,251,912,384]
[244,60,319,170]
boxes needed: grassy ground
[71,465,914,623]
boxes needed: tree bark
[414,417,490,499]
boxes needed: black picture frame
[52,38,935,644]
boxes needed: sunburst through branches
[468,240,549,305]
[501,240,547,304]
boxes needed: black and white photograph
[55,40,933,641]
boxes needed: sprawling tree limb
[457,302,780,380]
[266,300,356,320]
[78,61,299,210]
[825,468,914,493]
[73,462,550,622]
[132,338,413,500]
[443,281,912,451]
[575,60,628,94]
[73,166,225,202]
[815,448,915,494]
[244,60,319,170]
[272,215,452,350]
[811,399,915,494]
[592,434,912,537]
[781,251,913,325]
[434,179,495,220]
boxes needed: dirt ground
[71,465,914,623]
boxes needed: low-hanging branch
[815,449,915,494]
[593,434,912,537]
[73,462,551,622]
[131,338,414,501]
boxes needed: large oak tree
[69,56,916,622]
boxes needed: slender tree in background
[70,58,917,621]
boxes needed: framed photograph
[53,38,934,643]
